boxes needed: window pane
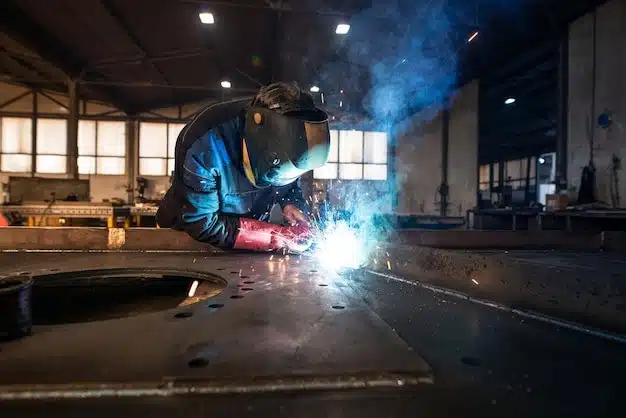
[339,163,362,179]
[78,120,96,156]
[364,164,387,180]
[97,121,126,156]
[363,132,387,164]
[167,158,175,175]
[1,154,31,172]
[139,158,167,176]
[328,130,339,162]
[78,156,96,174]
[339,130,363,163]
[1,117,32,153]
[36,155,66,173]
[140,122,167,158]
[479,165,490,183]
[168,123,185,157]
[313,163,338,179]
[37,119,67,155]
[97,157,125,175]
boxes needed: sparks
[387,260,392,270]
[472,279,479,285]
[313,220,365,270]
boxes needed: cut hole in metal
[30,268,226,325]
[241,287,253,291]
[230,295,244,299]
[174,311,193,319]
[240,275,250,279]
[319,284,328,287]
[208,303,224,309]
[310,270,318,273]
[230,271,238,274]
[332,305,345,310]
[216,268,225,271]
[188,357,209,368]
[243,281,255,284]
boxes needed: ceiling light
[467,31,479,43]
[505,97,516,105]
[336,23,350,35]
[199,12,215,24]
[221,80,231,88]
[538,157,546,164]
[310,86,320,93]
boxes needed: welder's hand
[234,218,312,253]
[282,204,309,227]
[274,223,313,254]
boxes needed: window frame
[314,129,388,181]
[78,119,127,175]
[0,116,33,173]
[138,121,185,176]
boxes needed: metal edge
[366,269,626,345]
[0,373,433,400]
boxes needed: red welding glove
[233,218,312,253]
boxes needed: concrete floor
[0,252,624,417]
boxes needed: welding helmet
[243,89,331,187]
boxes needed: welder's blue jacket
[157,99,309,249]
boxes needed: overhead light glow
[310,85,320,93]
[221,80,231,89]
[199,12,215,24]
[505,97,516,105]
[538,157,546,164]
[468,31,479,43]
[336,23,350,35]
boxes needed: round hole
[240,275,250,279]
[241,287,253,291]
[208,303,224,309]
[48,269,61,272]
[216,268,225,271]
[319,284,328,287]
[230,271,238,274]
[188,357,209,368]
[230,295,244,299]
[310,270,318,273]
[332,305,345,310]
[174,311,193,319]
[18,272,31,276]
[243,280,255,284]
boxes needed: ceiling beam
[98,0,171,85]
[0,1,131,112]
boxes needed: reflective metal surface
[0,252,624,417]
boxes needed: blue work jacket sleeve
[179,153,240,248]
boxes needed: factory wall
[568,0,626,207]
[395,81,479,216]
[0,81,211,203]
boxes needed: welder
[157,82,331,253]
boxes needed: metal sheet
[0,253,432,390]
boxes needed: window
[313,129,388,180]
[0,117,32,173]
[139,122,185,176]
[479,164,490,191]
[78,120,126,175]
[504,157,536,189]
[37,118,67,174]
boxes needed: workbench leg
[28,217,34,227]
[107,217,114,228]
[135,216,141,227]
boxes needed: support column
[126,119,138,205]
[439,106,450,216]
[556,36,569,192]
[31,90,38,177]
[67,79,79,179]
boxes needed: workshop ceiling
[0,0,609,119]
